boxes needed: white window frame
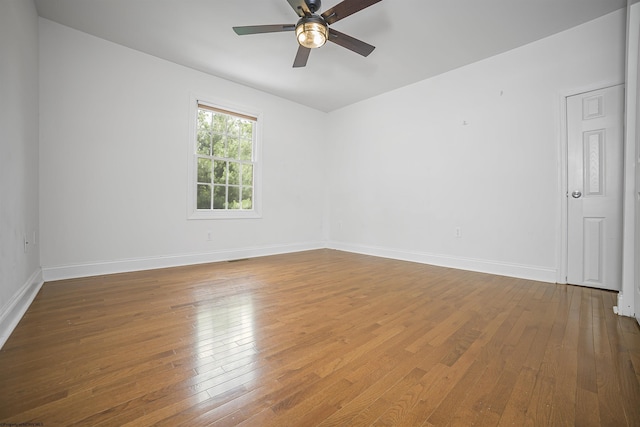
[187,94,262,219]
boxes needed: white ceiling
[35,0,626,112]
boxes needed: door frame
[557,81,625,286]
[626,0,640,325]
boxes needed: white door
[567,85,624,291]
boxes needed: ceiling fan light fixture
[232,0,382,68]
[295,17,328,49]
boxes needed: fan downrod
[306,0,321,13]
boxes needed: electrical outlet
[207,231,213,241]
[455,227,462,238]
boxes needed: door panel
[582,217,603,285]
[567,85,624,291]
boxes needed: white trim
[328,241,557,283]
[619,1,640,322]
[41,242,325,282]
[556,90,569,284]
[615,298,635,317]
[41,239,557,288]
[42,241,558,287]
[0,268,44,349]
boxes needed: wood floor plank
[1,249,639,426]
[593,290,628,427]
[495,367,538,426]
[601,290,640,425]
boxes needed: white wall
[36,9,629,285]
[326,10,627,282]
[39,18,327,279]
[0,0,42,346]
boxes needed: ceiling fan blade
[293,45,311,67]
[327,28,375,57]
[233,24,295,35]
[286,0,311,17]
[321,0,382,25]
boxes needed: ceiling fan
[232,0,382,68]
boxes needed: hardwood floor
[1,249,639,426]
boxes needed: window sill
[188,209,262,220]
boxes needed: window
[189,99,261,219]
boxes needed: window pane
[197,110,213,155]
[241,164,253,186]
[212,114,228,133]
[228,162,240,185]
[239,120,252,139]
[197,158,212,183]
[229,118,241,136]
[242,187,253,209]
[212,134,224,157]
[213,185,226,209]
[228,186,240,209]
[227,137,239,159]
[239,139,252,161]
[197,184,211,209]
[197,131,211,155]
[213,160,227,184]
[198,109,213,126]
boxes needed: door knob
[571,191,582,198]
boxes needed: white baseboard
[615,293,636,318]
[41,241,557,285]
[42,241,327,282]
[0,268,44,349]
[328,241,557,283]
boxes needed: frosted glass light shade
[295,20,328,49]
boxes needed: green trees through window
[195,104,256,211]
